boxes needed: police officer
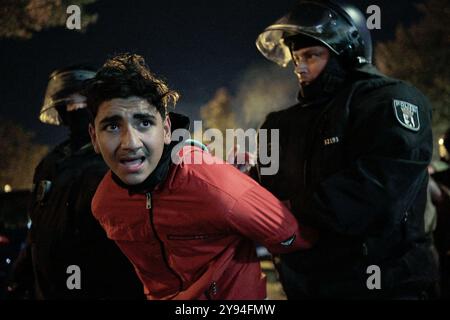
[255,0,438,299]
[8,66,143,299]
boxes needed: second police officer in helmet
[8,66,143,299]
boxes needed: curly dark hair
[84,53,179,121]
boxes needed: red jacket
[92,146,312,300]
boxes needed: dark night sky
[0,0,424,146]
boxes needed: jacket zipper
[146,192,184,292]
[146,192,152,209]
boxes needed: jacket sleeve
[225,180,316,253]
[302,82,433,236]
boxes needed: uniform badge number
[393,99,420,132]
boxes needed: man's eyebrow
[133,113,156,120]
[99,115,122,125]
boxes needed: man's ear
[88,123,100,153]
[164,115,172,145]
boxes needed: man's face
[291,45,330,86]
[89,96,171,185]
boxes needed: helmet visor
[39,69,95,125]
[256,2,356,66]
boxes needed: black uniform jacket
[258,65,438,297]
[28,142,143,299]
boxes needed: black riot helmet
[439,128,450,163]
[39,66,96,125]
[256,0,372,67]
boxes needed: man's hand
[226,144,256,174]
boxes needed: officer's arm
[302,84,433,236]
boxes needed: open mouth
[120,156,145,165]
[119,156,145,172]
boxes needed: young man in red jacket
[85,53,314,300]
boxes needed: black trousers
[277,260,437,300]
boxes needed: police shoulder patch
[392,99,420,132]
